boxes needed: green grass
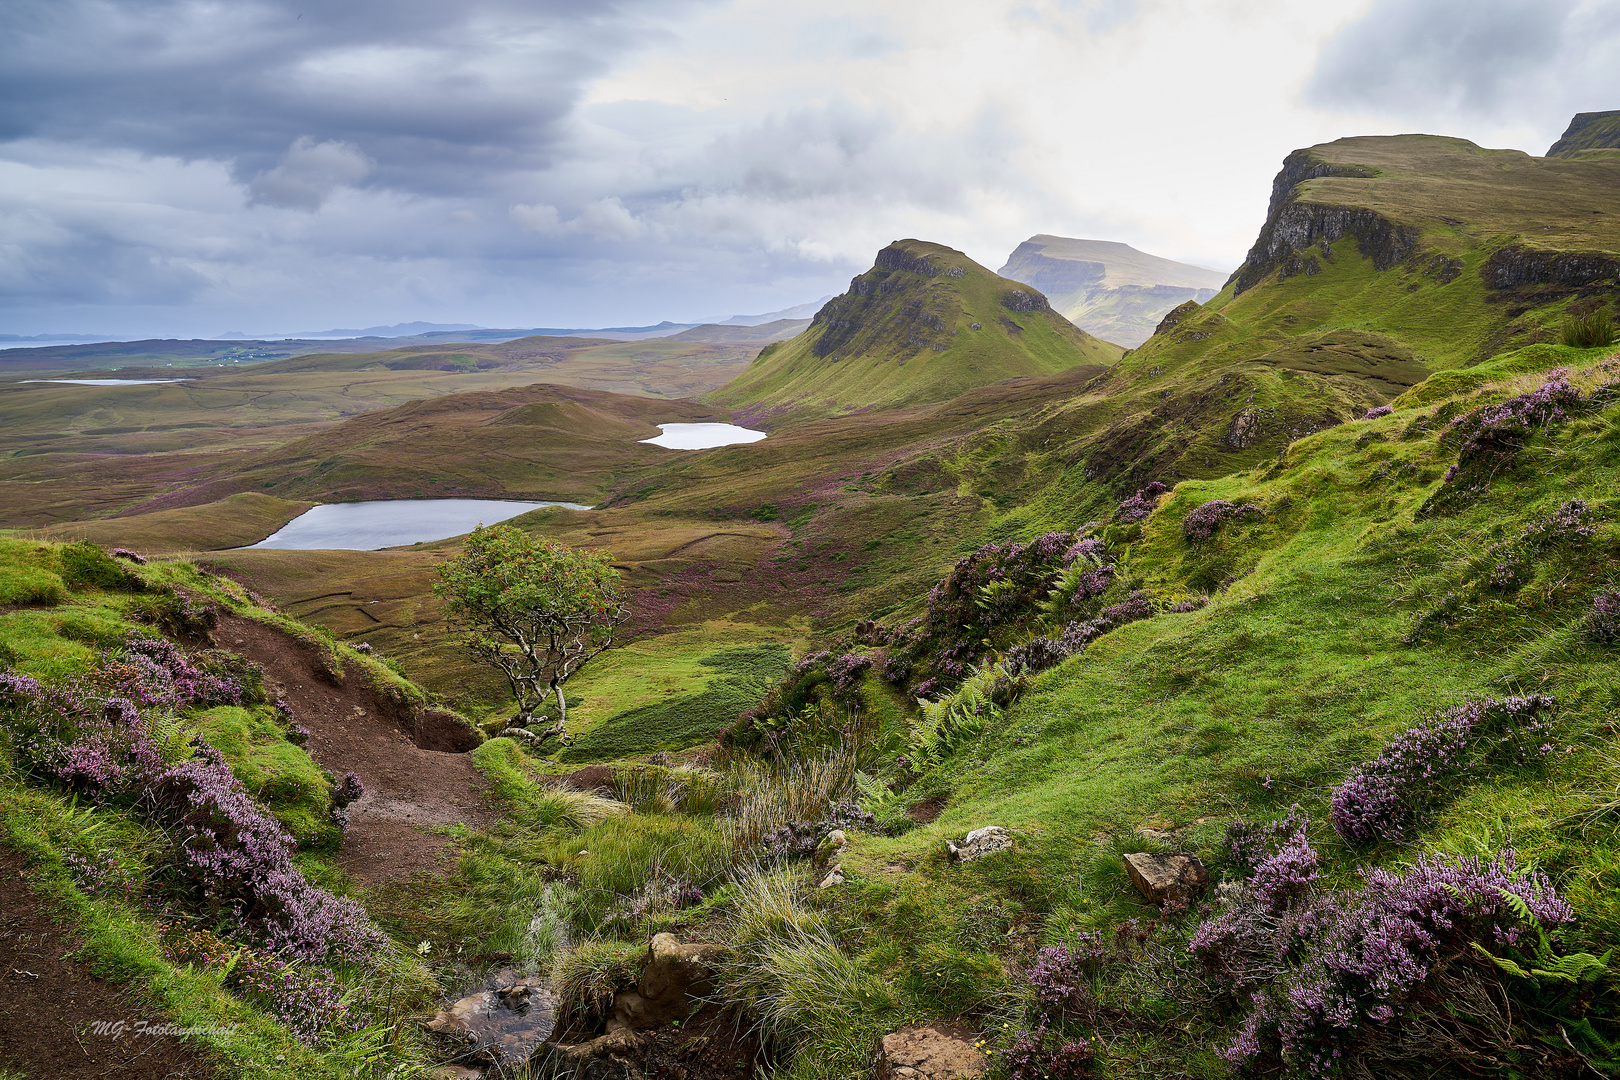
[193,705,337,849]
[558,643,791,761]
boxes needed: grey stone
[946,826,1013,863]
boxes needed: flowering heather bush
[64,849,138,900]
[1586,590,1620,644]
[1001,636,1072,677]
[333,772,364,808]
[890,532,1077,685]
[824,651,872,699]
[1183,499,1263,543]
[1114,481,1170,524]
[880,650,912,685]
[111,547,148,564]
[1329,696,1555,844]
[1487,558,1528,592]
[1362,404,1393,420]
[128,589,219,640]
[90,635,245,712]
[1521,498,1599,549]
[1063,537,1110,565]
[1170,595,1208,613]
[1028,930,1109,1014]
[1423,371,1585,518]
[999,1021,1096,1080]
[1196,850,1573,1077]
[165,928,356,1044]
[1248,817,1321,914]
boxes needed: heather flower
[1519,498,1597,549]
[111,548,148,564]
[1433,371,1584,505]
[1170,595,1208,613]
[1063,537,1110,565]
[1115,481,1170,524]
[1330,696,1555,844]
[1586,590,1620,643]
[1362,405,1393,420]
[999,1020,1095,1080]
[1198,849,1573,1077]
[1028,930,1109,1014]
[825,652,873,698]
[333,772,364,808]
[1183,499,1263,543]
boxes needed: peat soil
[0,852,217,1080]
[217,614,497,885]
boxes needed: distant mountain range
[997,236,1228,348]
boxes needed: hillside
[708,239,1122,420]
[998,234,1226,347]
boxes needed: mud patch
[0,852,217,1080]
[908,795,947,824]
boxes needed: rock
[426,979,558,1068]
[607,934,727,1032]
[878,1024,988,1079]
[1135,827,1177,844]
[532,1029,647,1079]
[946,826,1012,863]
[426,1067,483,1080]
[818,863,845,890]
[826,828,848,848]
[1123,852,1208,905]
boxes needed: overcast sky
[3,0,1618,339]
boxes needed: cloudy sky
[3,0,1618,339]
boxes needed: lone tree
[434,524,628,748]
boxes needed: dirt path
[0,852,217,1080]
[218,614,497,885]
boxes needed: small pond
[640,422,767,450]
[21,378,193,385]
[248,498,591,550]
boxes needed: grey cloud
[0,0,705,199]
[1308,0,1579,114]
[248,137,372,209]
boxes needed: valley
[2,118,1620,1080]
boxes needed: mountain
[283,321,485,338]
[997,235,1226,347]
[1546,109,1620,157]
[709,239,1123,420]
[715,298,833,325]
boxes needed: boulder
[532,1029,646,1079]
[607,934,727,1032]
[1123,852,1208,905]
[818,863,845,890]
[946,826,1012,863]
[878,1024,989,1079]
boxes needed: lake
[248,498,592,550]
[21,378,192,385]
[640,422,767,449]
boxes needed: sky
[2,0,1618,339]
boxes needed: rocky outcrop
[1483,245,1620,294]
[946,826,1013,862]
[875,245,943,277]
[1000,288,1049,313]
[1546,110,1620,158]
[878,1025,989,1079]
[607,934,727,1033]
[1123,852,1208,905]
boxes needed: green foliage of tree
[434,525,627,749]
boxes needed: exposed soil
[908,794,946,824]
[217,613,497,885]
[0,852,217,1080]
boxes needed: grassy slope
[710,239,1122,419]
[781,343,1620,1076]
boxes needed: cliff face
[997,236,1225,348]
[1546,110,1620,158]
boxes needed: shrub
[1329,696,1554,844]
[1362,404,1393,420]
[1560,309,1615,348]
[1520,498,1597,550]
[1114,481,1169,524]
[1183,500,1262,543]
[999,1021,1096,1080]
[1027,930,1109,1015]
[1193,850,1575,1077]
[1585,590,1620,644]
[1424,371,1584,516]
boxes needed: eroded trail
[0,853,218,1079]
[218,614,496,884]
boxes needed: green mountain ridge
[708,239,1123,421]
[997,234,1227,347]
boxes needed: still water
[248,498,591,550]
[21,378,192,385]
[640,422,767,449]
